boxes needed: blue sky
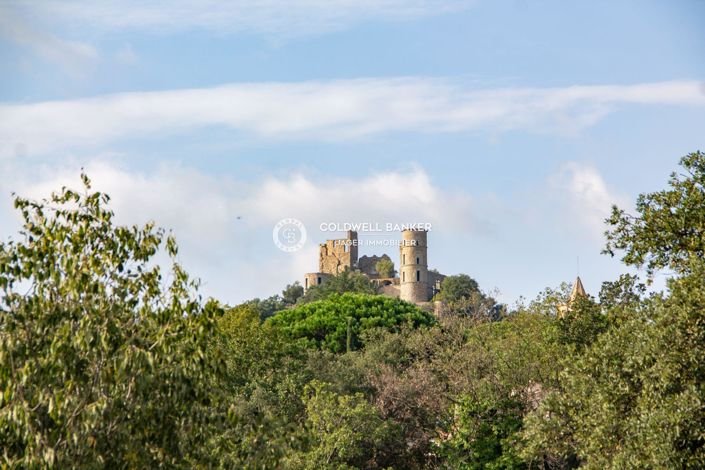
[1,0,704,305]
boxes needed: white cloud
[20,0,475,37]
[1,78,703,157]
[0,5,97,76]
[550,162,627,238]
[0,159,479,303]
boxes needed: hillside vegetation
[1,152,704,469]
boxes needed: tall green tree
[0,175,224,468]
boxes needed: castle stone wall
[319,230,358,275]
[304,272,333,291]
[357,254,393,278]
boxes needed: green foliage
[245,295,286,321]
[435,274,505,320]
[266,293,435,353]
[522,269,705,468]
[0,174,224,468]
[598,273,646,312]
[375,258,395,278]
[604,150,705,279]
[439,396,525,470]
[523,151,705,468]
[286,380,392,470]
[336,313,565,469]
[435,274,480,302]
[211,303,312,468]
[556,295,609,351]
[300,270,378,304]
[466,311,565,394]
[3,152,702,469]
[523,282,572,316]
[283,281,305,305]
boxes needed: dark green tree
[211,303,311,468]
[556,295,608,352]
[282,281,304,305]
[522,269,705,469]
[285,380,393,470]
[266,293,434,353]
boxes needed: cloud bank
[0,160,483,303]
[0,6,97,76]
[0,154,629,305]
[2,78,703,157]
[13,1,475,37]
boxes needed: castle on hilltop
[304,229,446,304]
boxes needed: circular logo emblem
[272,218,307,252]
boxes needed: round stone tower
[399,229,429,303]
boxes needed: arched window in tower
[416,256,420,265]
[403,254,406,264]
[416,270,420,282]
[403,271,405,282]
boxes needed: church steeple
[569,276,586,302]
[558,276,587,318]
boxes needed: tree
[556,295,608,352]
[438,396,525,470]
[375,258,395,278]
[435,274,505,320]
[266,293,435,353]
[300,270,378,303]
[0,175,224,468]
[282,281,304,305]
[435,274,480,302]
[604,151,705,279]
[285,380,392,470]
[246,295,286,320]
[598,273,646,312]
[211,303,311,468]
[522,151,705,468]
[522,270,705,468]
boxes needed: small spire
[569,276,586,302]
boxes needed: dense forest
[1,152,704,469]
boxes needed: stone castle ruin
[304,229,446,304]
